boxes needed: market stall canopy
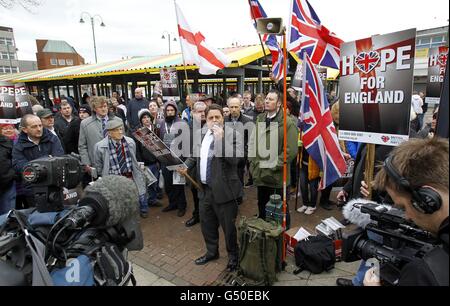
[0,44,340,83]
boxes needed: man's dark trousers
[199,184,238,261]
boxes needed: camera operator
[364,137,449,286]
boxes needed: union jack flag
[300,53,346,190]
[249,0,284,82]
[288,0,343,70]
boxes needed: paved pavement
[129,184,359,286]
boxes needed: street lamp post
[80,12,106,64]
[161,31,177,54]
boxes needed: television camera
[342,202,440,285]
[0,155,143,286]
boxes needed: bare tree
[0,0,43,13]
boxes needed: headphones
[383,155,442,214]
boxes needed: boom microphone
[64,175,143,250]
[342,198,392,229]
[65,175,140,228]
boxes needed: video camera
[22,154,83,213]
[342,202,439,285]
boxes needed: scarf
[108,137,133,175]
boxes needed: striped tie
[102,119,107,138]
[116,143,128,174]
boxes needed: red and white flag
[175,2,231,75]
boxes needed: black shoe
[226,258,238,272]
[140,212,148,218]
[161,206,177,213]
[194,253,219,265]
[185,217,200,227]
[336,278,354,286]
[320,202,334,211]
[177,209,186,217]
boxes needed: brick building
[36,39,85,70]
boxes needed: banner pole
[282,29,288,264]
[183,172,203,192]
[364,144,376,199]
[174,0,191,95]
[248,0,272,73]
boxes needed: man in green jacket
[249,89,298,228]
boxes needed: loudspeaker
[256,18,284,35]
[383,156,442,214]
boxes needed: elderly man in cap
[37,108,58,138]
[94,120,154,218]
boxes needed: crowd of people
[0,86,447,284]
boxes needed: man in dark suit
[179,104,244,272]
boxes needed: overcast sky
[1,0,448,64]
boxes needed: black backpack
[294,236,335,274]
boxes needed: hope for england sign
[338,28,416,146]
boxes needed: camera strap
[10,210,54,286]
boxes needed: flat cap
[36,108,54,118]
[106,119,124,130]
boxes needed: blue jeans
[352,231,384,286]
[417,113,424,131]
[147,163,160,205]
[0,182,16,216]
[139,194,148,214]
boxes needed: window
[3,66,11,73]
[0,52,8,59]
[8,52,15,60]
[66,59,74,65]
[11,67,18,73]
[5,38,13,46]
[50,58,58,65]
[419,37,431,45]
[58,59,66,66]
[0,39,4,45]
[432,35,444,43]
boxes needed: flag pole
[282,28,288,264]
[174,0,191,96]
[248,0,272,74]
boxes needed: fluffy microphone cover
[343,198,376,229]
[84,175,139,227]
[343,198,393,229]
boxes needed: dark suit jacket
[185,127,244,204]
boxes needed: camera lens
[23,164,46,183]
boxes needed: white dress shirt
[200,130,215,184]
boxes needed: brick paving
[129,184,355,286]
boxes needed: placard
[425,46,448,104]
[339,28,416,146]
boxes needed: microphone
[342,198,392,229]
[65,175,140,228]
[64,175,143,250]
